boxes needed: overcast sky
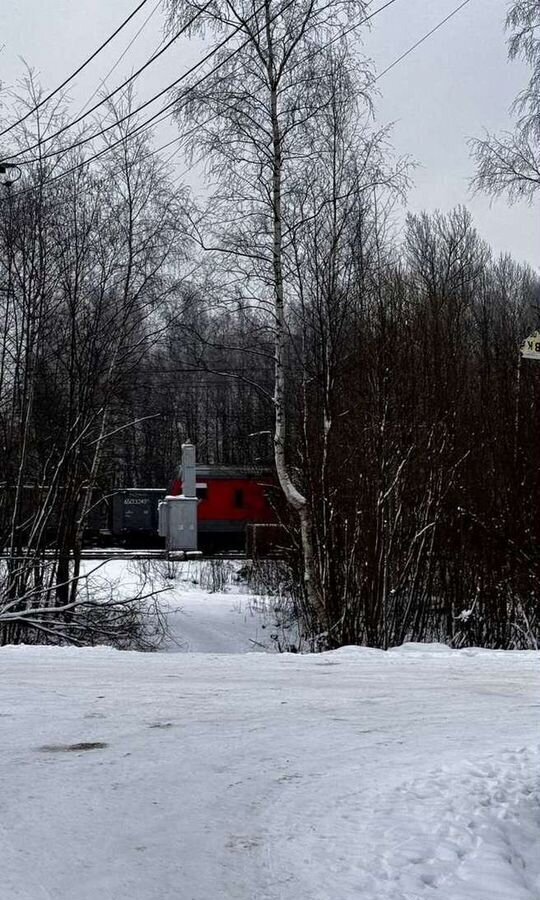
[0,0,537,267]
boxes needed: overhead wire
[125,0,404,179]
[162,0,477,183]
[76,0,164,118]
[9,0,474,198]
[8,0,401,184]
[374,0,474,82]
[7,0,298,179]
[0,0,153,139]
[295,0,401,68]
[6,0,274,168]
[3,0,214,163]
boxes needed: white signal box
[158,495,198,551]
[158,442,198,551]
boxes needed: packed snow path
[1,643,539,900]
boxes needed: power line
[8,0,400,183]
[2,118,194,211]
[9,0,305,181]
[0,0,152,140]
[8,97,199,200]
[153,1,477,187]
[373,0,474,83]
[9,0,473,199]
[125,0,478,182]
[5,0,214,163]
[76,0,164,118]
[290,0,401,74]
[6,0,264,168]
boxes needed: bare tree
[471,0,540,200]
[0,79,188,647]
[164,0,384,631]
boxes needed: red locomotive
[170,465,278,551]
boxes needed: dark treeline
[0,85,193,644]
[286,207,540,649]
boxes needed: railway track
[80,549,249,561]
[0,549,250,562]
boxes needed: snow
[1,571,539,899]
[81,559,295,654]
[164,591,274,653]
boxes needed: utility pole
[515,324,540,465]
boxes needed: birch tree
[164,0,376,631]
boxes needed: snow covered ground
[1,569,539,899]
[81,558,295,653]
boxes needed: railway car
[110,488,167,546]
[0,484,112,546]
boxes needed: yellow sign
[520,331,540,360]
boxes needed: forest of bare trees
[1,0,539,650]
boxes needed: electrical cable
[0,0,152,139]
[10,0,473,197]
[298,0,401,66]
[143,0,477,159]
[5,0,264,167]
[7,0,297,172]
[4,0,215,162]
[162,0,476,183]
[8,0,400,172]
[76,0,164,118]
[373,0,474,83]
